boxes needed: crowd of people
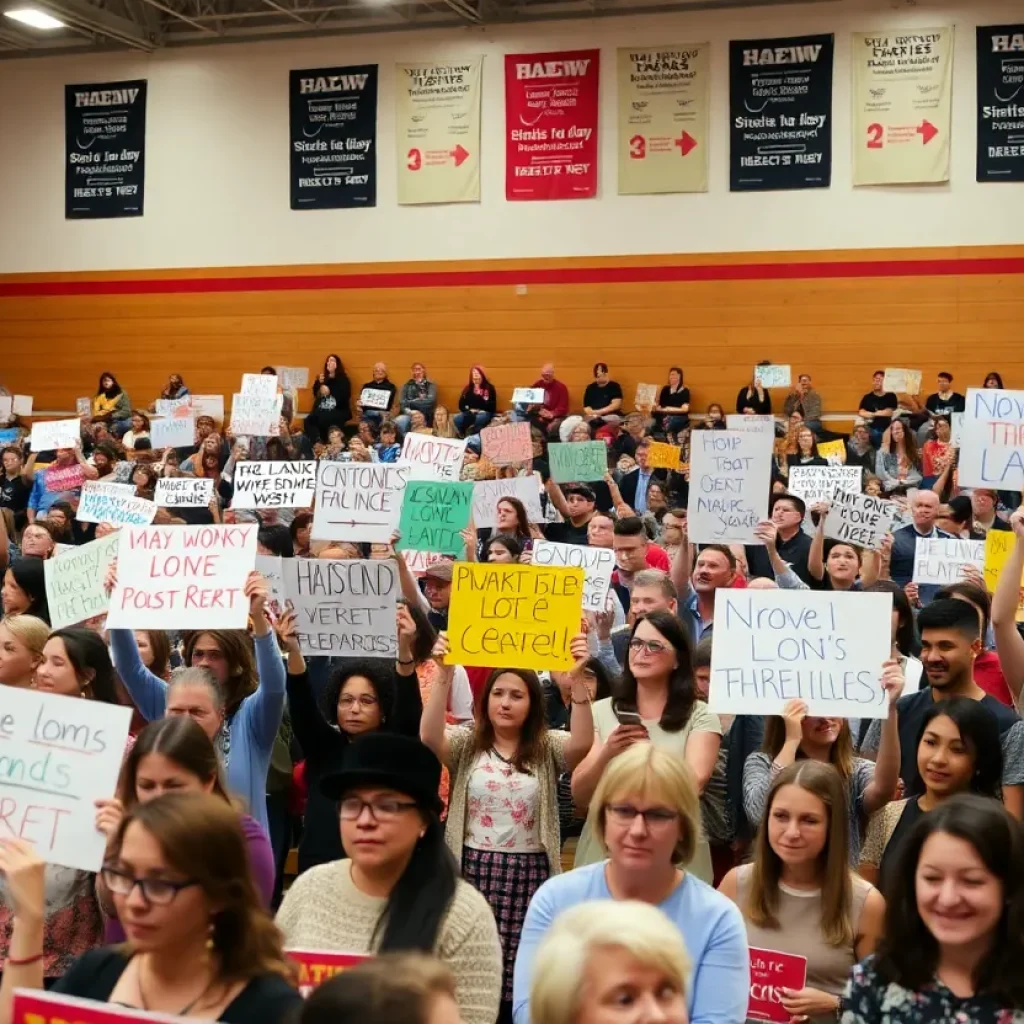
[0,355,1022,1024]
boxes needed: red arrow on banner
[451,145,470,167]
[674,131,698,157]
[917,120,939,144]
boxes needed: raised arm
[808,503,828,581]
[0,841,46,1024]
[670,520,693,600]
[420,634,454,766]
[240,572,288,754]
[992,508,1024,706]
[391,604,424,737]
[563,633,595,771]
[544,477,571,520]
[108,629,169,720]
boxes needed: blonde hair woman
[433,406,458,439]
[512,744,748,1024]
[0,614,49,688]
[531,901,691,1024]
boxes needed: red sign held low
[747,947,808,1024]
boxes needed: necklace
[490,746,517,766]
[137,957,219,1017]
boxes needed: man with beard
[671,532,738,644]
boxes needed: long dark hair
[6,557,50,625]
[323,660,396,732]
[614,609,696,732]
[97,371,122,399]
[984,371,1004,389]
[397,600,437,666]
[863,580,917,656]
[323,354,345,379]
[464,364,492,399]
[473,668,547,774]
[495,497,531,543]
[875,795,1024,1005]
[49,628,120,704]
[910,698,1003,800]
[181,630,257,717]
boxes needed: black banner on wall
[64,79,147,219]
[976,25,1024,183]
[729,35,833,192]
[290,65,378,210]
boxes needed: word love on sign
[288,949,371,997]
[747,948,808,1024]
[14,990,185,1023]
[106,525,258,630]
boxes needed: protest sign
[401,433,467,482]
[824,489,896,550]
[402,549,446,576]
[255,553,287,621]
[154,476,213,508]
[277,366,310,390]
[548,441,608,483]
[12,395,32,417]
[29,418,80,451]
[360,387,392,410]
[0,688,131,872]
[313,462,410,543]
[533,541,614,612]
[446,562,584,670]
[984,530,1024,621]
[481,423,532,466]
[233,461,316,509]
[634,383,659,409]
[396,481,474,555]
[241,372,278,398]
[950,412,964,446]
[13,991,182,1024]
[913,538,985,586]
[0,396,11,421]
[77,482,157,527]
[45,531,121,629]
[687,429,773,544]
[288,950,371,997]
[512,387,545,405]
[472,477,544,528]
[191,395,224,423]
[106,524,257,629]
[787,466,862,507]
[708,589,893,718]
[817,438,846,464]
[726,414,775,435]
[75,396,91,417]
[958,388,1024,489]
[883,368,922,395]
[754,365,790,388]
[282,557,398,657]
[0,429,18,445]
[150,414,195,450]
[976,24,1024,183]
[748,948,808,1024]
[646,442,682,471]
[154,396,192,417]
[230,393,282,437]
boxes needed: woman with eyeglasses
[0,792,300,1023]
[513,742,748,1024]
[571,610,721,883]
[277,733,502,1024]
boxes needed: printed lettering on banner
[288,950,371,996]
[913,538,985,586]
[726,414,775,435]
[618,45,709,195]
[0,688,131,872]
[481,422,533,466]
[255,553,287,621]
[233,461,317,510]
[77,482,157,527]
[155,396,192,417]
[533,541,614,612]
[150,414,195,450]
[472,477,544,528]
[277,366,310,390]
[313,462,410,543]
[958,388,1024,489]
[709,590,893,718]
[190,395,225,423]
[950,412,964,445]
[447,562,585,670]
[754,365,791,388]
[984,530,1024,621]
[852,28,953,185]
[646,442,682,471]
[230,392,282,437]
[817,438,847,464]
[396,481,473,555]
[75,396,91,417]
[548,442,608,483]
[687,429,773,544]
[154,477,214,508]
[634,383,659,409]
[747,948,808,1023]
[14,990,183,1024]
[106,525,258,630]
[787,466,862,507]
[396,58,483,205]
[401,433,467,482]
[505,49,600,201]
[241,373,279,398]
[825,489,897,550]
[512,387,546,405]
[12,395,33,417]
[402,549,446,577]
[976,25,1024,183]
[360,387,392,410]
[282,558,398,658]
[30,418,80,452]
[45,531,121,630]
[883,368,923,395]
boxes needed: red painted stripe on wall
[1,256,1023,298]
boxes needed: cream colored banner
[395,58,482,204]
[852,28,953,185]
[617,45,709,194]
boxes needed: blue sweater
[512,862,749,1024]
[109,629,286,835]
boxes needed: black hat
[563,483,597,502]
[320,734,443,815]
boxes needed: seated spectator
[304,354,352,444]
[581,363,623,428]
[654,367,690,441]
[846,423,877,475]
[91,370,132,436]
[784,373,824,435]
[512,363,569,440]
[354,362,396,423]
[969,488,1011,539]
[917,370,966,443]
[433,406,457,439]
[874,420,922,494]
[396,363,438,433]
[121,410,151,451]
[736,372,771,415]
[455,365,496,436]
[745,494,813,585]
[858,371,898,445]
[784,425,827,475]
[920,415,953,486]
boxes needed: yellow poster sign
[817,439,846,462]
[984,529,1024,621]
[446,562,584,670]
[647,442,682,470]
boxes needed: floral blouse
[464,751,543,854]
[841,957,1024,1024]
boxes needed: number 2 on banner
[629,135,646,159]
[407,149,422,171]
[867,124,884,149]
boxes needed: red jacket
[533,378,570,419]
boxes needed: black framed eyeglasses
[102,866,199,906]
[340,797,419,822]
[605,804,680,828]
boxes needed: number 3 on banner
[629,135,646,160]
[407,149,422,171]
[867,124,884,149]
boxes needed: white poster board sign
[913,538,985,585]
[233,461,316,510]
[282,557,398,657]
[230,393,282,437]
[276,366,310,391]
[150,414,196,450]
[191,395,225,423]
[154,476,214,508]
[360,388,392,411]
[401,433,467,482]
[44,531,121,629]
[754,365,791,388]
[787,466,862,507]
[687,429,773,544]
[708,589,893,719]
[533,541,615,613]
[512,387,545,405]
[0,687,131,871]
[824,489,897,550]
[726,414,775,435]
[106,524,258,629]
[154,396,192,418]
[12,395,33,417]
[471,476,544,528]
[74,397,90,418]
[77,482,157,527]
[958,388,1024,490]
[241,373,278,398]
[254,553,287,620]
[312,462,410,543]
[29,418,80,452]
[883,368,923,396]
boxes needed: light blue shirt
[512,862,749,1024]
[634,469,651,513]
